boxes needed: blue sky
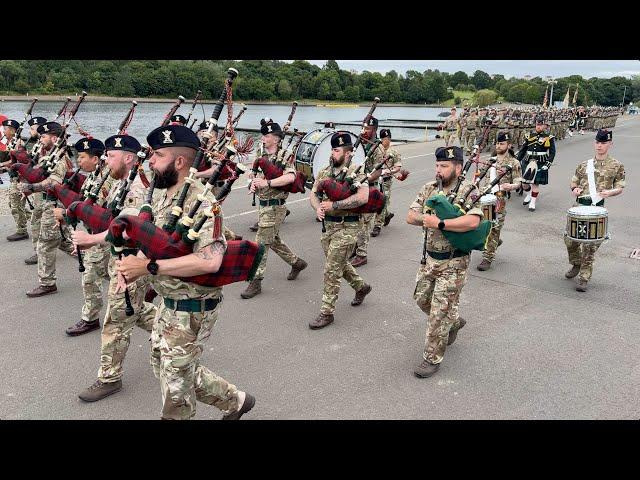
[300,60,640,79]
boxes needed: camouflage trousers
[374,180,393,228]
[150,300,241,420]
[97,256,156,383]
[414,255,470,364]
[486,129,498,151]
[355,213,375,257]
[564,236,602,282]
[8,178,29,234]
[36,205,73,287]
[482,209,506,262]
[462,130,476,154]
[29,194,44,251]
[320,221,365,315]
[253,204,298,280]
[81,245,110,323]
[443,130,458,146]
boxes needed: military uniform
[144,124,247,420]
[311,158,370,327]
[373,141,402,230]
[462,112,478,155]
[2,137,31,239]
[478,145,522,268]
[410,168,483,371]
[443,114,458,147]
[564,135,625,287]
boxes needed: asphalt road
[1,116,638,420]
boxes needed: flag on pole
[543,86,549,108]
[562,87,570,108]
[572,84,579,105]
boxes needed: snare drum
[294,128,366,185]
[479,194,497,221]
[565,205,609,243]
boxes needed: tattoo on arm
[195,241,225,260]
[332,197,362,210]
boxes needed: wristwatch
[438,219,446,231]
[146,259,159,275]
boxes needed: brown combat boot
[351,283,372,306]
[565,265,581,279]
[575,278,588,292]
[24,253,38,265]
[78,379,122,402]
[240,279,262,299]
[249,222,259,232]
[383,213,395,227]
[447,317,467,346]
[477,259,491,271]
[26,284,57,297]
[351,255,367,267]
[7,232,29,241]
[414,359,440,378]
[309,313,335,329]
[287,259,308,280]
[222,393,256,420]
[65,319,100,337]
[498,239,503,247]
[371,226,381,237]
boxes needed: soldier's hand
[72,230,96,248]
[571,187,583,197]
[252,178,268,190]
[320,201,333,212]
[598,189,612,198]
[53,207,65,224]
[423,214,438,229]
[316,206,325,220]
[116,255,148,284]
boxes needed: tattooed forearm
[32,178,56,192]
[195,241,225,260]
[332,196,365,210]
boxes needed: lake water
[1,100,449,186]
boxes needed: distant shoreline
[0,95,447,108]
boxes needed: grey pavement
[1,116,638,420]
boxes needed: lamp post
[548,78,558,107]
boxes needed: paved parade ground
[1,116,638,420]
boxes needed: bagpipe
[1,98,38,178]
[12,92,88,183]
[105,67,264,290]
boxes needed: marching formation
[0,68,626,419]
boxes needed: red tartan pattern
[11,162,47,183]
[64,171,86,193]
[316,177,386,214]
[67,199,114,233]
[50,183,82,208]
[256,156,306,193]
[108,215,263,287]
[9,149,31,165]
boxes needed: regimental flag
[572,84,579,105]
[543,86,549,109]
[562,87,570,108]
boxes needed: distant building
[523,75,532,81]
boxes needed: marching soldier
[518,114,556,212]
[442,107,459,147]
[1,118,30,241]
[309,132,372,329]
[406,146,483,378]
[72,134,156,402]
[476,132,523,271]
[20,122,75,297]
[59,138,114,336]
[371,128,402,236]
[462,108,479,156]
[564,129,625,292]
[116,124,255,420]
[242,118,307,299]
[351,116,384,267]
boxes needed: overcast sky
[300,60,640,79]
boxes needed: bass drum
[294,128,366,186]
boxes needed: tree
[472,70,493,90]
[276,79,292,99]
[473,89,498,107]
[450,71,470,87]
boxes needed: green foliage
[0,60,632,106]
[473,89,498,107]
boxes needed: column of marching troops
[0,90,626,418]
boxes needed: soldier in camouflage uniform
[462,108,479,156]
[1,119,30,241]
[73,134,156,402]
[241,119,307,299]
[476,132,523,271]
[407,146,484,378]
[564,129,625,292]
[55,138,114,336]
[116,125,255,420]
[309,132,372,329]
[442,107,459,147]
[486,108,500,150]
[372,129,402,236]
[351,116,384,267]
[20,122,74,297]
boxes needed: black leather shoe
[66,319,100,337]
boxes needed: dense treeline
[0,60,637,106]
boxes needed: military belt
[259,199,286,207]
[427,249,467,260]
[325,215,361,223]
[577,197,605,207]
[526,151,548,156]
[164,297,221,312]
